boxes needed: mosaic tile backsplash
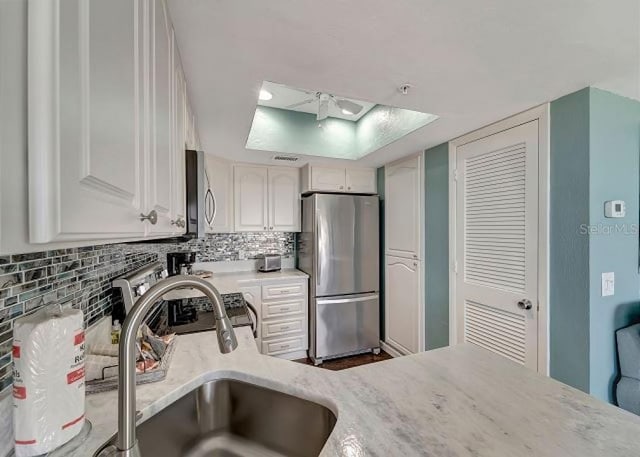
[135,231,296,264]
[0,232,295,395]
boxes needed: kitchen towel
[12,306,85,456]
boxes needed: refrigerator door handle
[317,294,378,305]
[315,218,323,288]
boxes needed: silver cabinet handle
[517,299,533,310]
[269,226,274,230]
[347,186,351,190]
[263,226,267,230]
[139,210,158,225]
[339,185,344,190]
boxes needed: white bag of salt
[12,306,85,456]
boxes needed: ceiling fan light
[336,99,363,116]
[259,89,273,101]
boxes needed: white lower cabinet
[239,277,308,360]
[385,255,421,355]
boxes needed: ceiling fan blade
[317,97,329,120]
[286,98,316,109]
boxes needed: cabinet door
[268,168,300,232]
[385,155,421,259]
[146,0,174,235]
[29,0,146,242]
[172,52,186,233]
[204,154,233,233]
[234,166,268,231]
[346,169,376,194]
[385,256,421,354]
[310,167,346,192]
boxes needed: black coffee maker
[167,251,196,276]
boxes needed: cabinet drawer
[261,335,306,356]
[261,316,305,339]
[262,298,305,319]
[262,282,305,300]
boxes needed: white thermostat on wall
[604,200,626,218]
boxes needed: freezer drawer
[312,293,380,361]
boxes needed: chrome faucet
[99,275,238,457]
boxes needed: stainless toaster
[257,254,281,272]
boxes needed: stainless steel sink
[96,378,337,457]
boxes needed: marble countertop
[71,327,640,456]
[162,268,308,300]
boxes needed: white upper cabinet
[171,35,186,233]
[234,166,269,232]
[310,167,346,192]
[204,154,233,233]
[28,0,198,243]
[146,0,174,235]
[268,168,300,232]
[385,154,422,259]
[346,168,377,193]
[28,0,146,243]
[301,165,376,194]
[234,165,300,232]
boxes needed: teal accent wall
[588,88,640,401]
[378,167,385,339]
[246,105,438,160]
[247,106,356,159]
[549,88,592,393]
[550,87,640,402]
[424,143,450,349]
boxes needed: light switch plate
[602,272,615,297]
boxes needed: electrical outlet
[602,272,615,297]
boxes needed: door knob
[517,299,533,310]
[139,210,158,225]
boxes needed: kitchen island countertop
[71,327,640,456]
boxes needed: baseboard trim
[380,341,405,358]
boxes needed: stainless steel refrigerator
[298,193,380,364]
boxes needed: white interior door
[455,120,539,369]
[385,255,421,354]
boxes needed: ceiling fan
[286,91,364,121]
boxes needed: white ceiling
[258,81,376,122]
[168,0,639,168]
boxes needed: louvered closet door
[455,121,538,370]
